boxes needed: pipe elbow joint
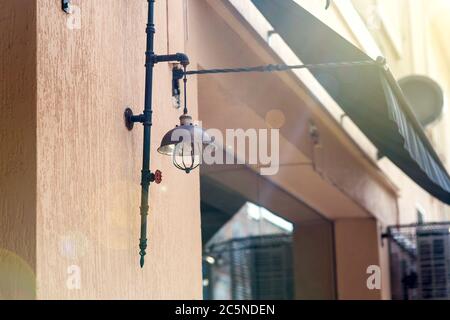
[176,53,190,66]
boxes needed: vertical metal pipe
[139,0,155,268]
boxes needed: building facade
[0,0,449,300]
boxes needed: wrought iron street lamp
[122,0,215,267]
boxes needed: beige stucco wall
[1,0,202,300]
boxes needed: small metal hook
[62,0,71,14]
[325,0,332,10]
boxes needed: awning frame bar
[178,59,378,77]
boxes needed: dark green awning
[252,0,450,204]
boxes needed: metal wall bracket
[62,0,71,14]
[124,108,147,131]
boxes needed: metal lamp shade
[157,115,214,173]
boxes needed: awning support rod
[172,59,383,112]
[180,59,378,77]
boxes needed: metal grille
[205,234,294,300]
[386,222,450,300]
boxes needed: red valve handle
[154,170,162,184]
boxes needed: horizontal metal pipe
[184,60,376,76]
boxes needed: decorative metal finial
[139,240,147,268]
